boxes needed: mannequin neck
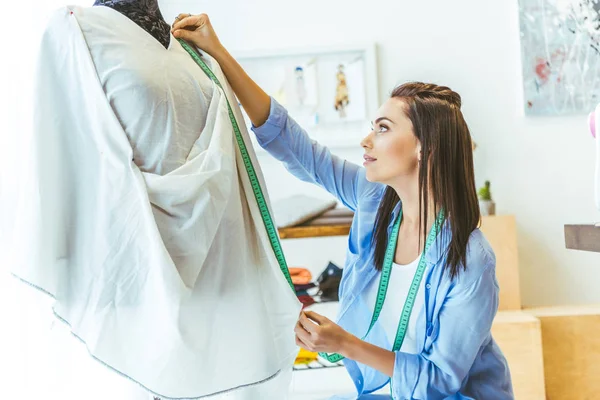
[93,0,161,17]
[93,0,171,48]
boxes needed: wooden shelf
[564,224,600,253]
[278,208,352,239]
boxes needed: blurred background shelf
[278,208,353,239]
[564,224,600,253]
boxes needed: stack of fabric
[292,262,344,366]
[289,261,344,309]
[290,268,316,309]
[290,268,319,366]
[294,347,319,365]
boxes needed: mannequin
[93,0,171,48]
[10,5,300,399]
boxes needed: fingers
[295,322,315,350]
[295,322,316,351]
[173,13,190,22]
[303,310,328,325]
[172,13,188,28]
[172,28,193,40]
[299,312,319,333]
[295,320,311,340]
[172,14,206,32]
[296,335,315,352]
[296,335,311,350]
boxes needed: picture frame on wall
[233,43,379,150]
[517,0,600,116]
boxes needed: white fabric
[594,103,600,212]
[10,5,301,399]
[364,256,424,355]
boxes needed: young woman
[172,14,514,400]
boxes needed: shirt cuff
[392,351,420,398]
[251,97,288,148]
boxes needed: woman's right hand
[171,14,223,58]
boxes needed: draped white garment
[10,5,300,399]
[594,103,600,211]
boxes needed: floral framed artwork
[518,0,600,115]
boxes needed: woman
[172,14,514,400]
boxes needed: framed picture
[518,0,600,115]
[234,43,379,149]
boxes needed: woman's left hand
[295,311,355,356]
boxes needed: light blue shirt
[252,98,514,400]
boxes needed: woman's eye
[377,124,389,133]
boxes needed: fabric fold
[10,5,300,399]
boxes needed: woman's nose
[360,132,373,149]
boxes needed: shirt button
[426,284,431,290]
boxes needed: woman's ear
[416,143,422,162]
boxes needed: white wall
[162,0,600,307]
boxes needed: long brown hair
[371,82,480,279]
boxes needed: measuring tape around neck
[178,39,294,291]
[319,209,445,363]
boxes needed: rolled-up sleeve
[252,97,363,211]
[392,263,499,400]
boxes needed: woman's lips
[363,154,377,166]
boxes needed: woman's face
[360,97,421,185]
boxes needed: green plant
[478,180,492,201]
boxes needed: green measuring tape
[319,209,444,363]
[178,39,294,291]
